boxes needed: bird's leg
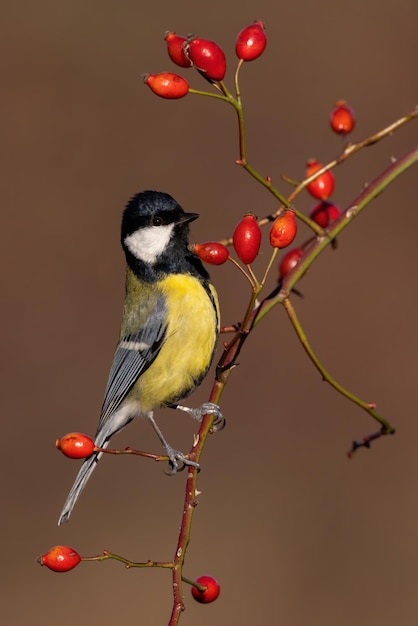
[146,412,200,474]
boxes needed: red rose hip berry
[56,432,95,459]
[143,73,189,99]
[164,32,192,68]
[38,546,81,573]
[235,21,267,61]
[310,201,340,228]
[305,159,335,200]
[330,100,355,135]
[184,38,226,81]
[233,214,262,264]
[192,242,229,265]
[270,210,297,249]
[279,247,303,278]
[191,575,221,604]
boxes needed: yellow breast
[135,274,219,412]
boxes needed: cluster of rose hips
[142,23,356,284]
[190,132,355,282]
[278,100,355,279]
[193,132,358,281]
[191,209,297,275]
[143,21,267,98]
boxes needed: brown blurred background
[2,0,418,624]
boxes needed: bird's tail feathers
[57,441,109,525]
[58,407,136,525]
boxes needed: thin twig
[282,297,395,434]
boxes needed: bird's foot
[174,402,225,432]
[164,445,200,475]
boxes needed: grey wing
[97,294,167,432]
[58,295,167,525]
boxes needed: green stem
[191,73,320,232]
[260,247,279,287]
[234,59,244,99]
[188,88,229,101]
[227,255,255,285]
[239,159,290,207]
[181,575,205,590]
[81,551,173,569]
[282,298,395,433]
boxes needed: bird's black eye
[152,216,163,226]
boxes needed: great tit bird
[58,190,221,525]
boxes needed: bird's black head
[121,191,209,281]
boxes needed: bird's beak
[177,212,199,225]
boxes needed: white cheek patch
[124,224,175,264]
